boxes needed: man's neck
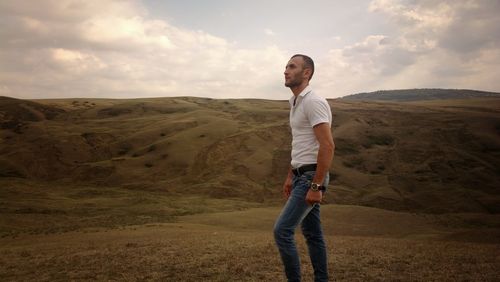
[290,82,309,97]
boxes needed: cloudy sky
[0,0,499,100]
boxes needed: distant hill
[1,94,499,214]
[341,89,500,101]
[0,96,66,133]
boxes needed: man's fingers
[283,188,290,199]
[305,191,322,205]
[283,185,292,199]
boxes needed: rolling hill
[1,91,499,214]
[341,88,500,101]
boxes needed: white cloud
[0,0,289,99]
[0,85,10,95]
[0,0,498,100]
[264,28,275,36]
[51,48,107,72]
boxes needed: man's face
[284,57,307,88]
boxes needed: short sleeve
[304,97,331,127]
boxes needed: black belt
[292,164,317,176]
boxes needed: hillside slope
[0,95,499,213]
[341,89,500,101]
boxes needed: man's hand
[283,168,293,199]
[305,189,322,205]
[283,178,292,198]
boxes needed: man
[274,54,335,282]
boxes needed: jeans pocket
[297,171,314,187]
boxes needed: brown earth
[1,93,500,280]
[1,95,499,213]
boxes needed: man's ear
[303,68,312,80]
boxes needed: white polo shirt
[289,86,332,168]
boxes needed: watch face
[311,183,320,191]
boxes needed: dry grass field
[1,203,499,281]
[1,92,499,281]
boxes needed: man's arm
[312,122,335,184]
[306,122,335,205]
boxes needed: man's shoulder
[303,90,330,107]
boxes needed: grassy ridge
[1,95,499,213]
[1,93,499,281]
[341,88,500,101]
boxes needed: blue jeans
[274,171,329,282]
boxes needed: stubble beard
[285,77,302,88]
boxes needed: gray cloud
[315,0,500,96]
[438,1,500,54]
[370,0,500,55]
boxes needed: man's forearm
[313,143,334,184]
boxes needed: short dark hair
[291,54,314,81]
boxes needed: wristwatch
[310,182,321,192]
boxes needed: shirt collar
[289,85,312,107]
[298,85,312,97]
